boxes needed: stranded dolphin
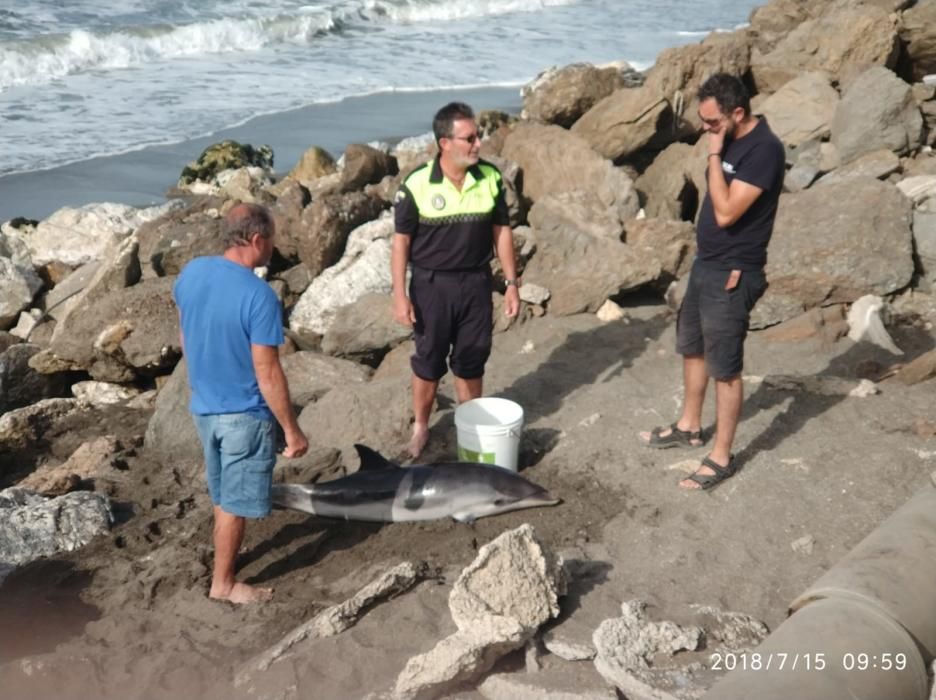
[271,444,560,523]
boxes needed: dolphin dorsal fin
[354,444,399,471]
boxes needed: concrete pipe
[790,485,936,661]
[703,597,929,700]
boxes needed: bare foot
[407,424,429,459]
[209,582,273,604]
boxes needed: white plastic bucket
[454,397,524,472]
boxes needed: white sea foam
[0,0,577,91]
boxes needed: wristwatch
[504,278,520,288]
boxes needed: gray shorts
[676,262,768,380]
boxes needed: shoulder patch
[431,193,446,210]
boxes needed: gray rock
[759,72,839,148]
[528,192,624,241]
[280,350,373,406]
[623,218,696,281]
[900,0,936,82]
[0,344,71,414]
[341,144,399,193]
[501,122,639,220]
[134,197,225,277]
[689,605,769,650]
[177,139,273,187]
[750,4,898,95]
[43,261,100,321]
[635,142,699,222]
[290,215,395,338]
[592,600,702,700]
[296,191,387,277]
[0,398,84,453]
[269,180,311,262]
[747,0,815,54]
[814,149,901,187]
[571,86,671,162]
[0,488,112,567]
[394,525,566,700]
[18,436,121,496]
[321,293,412,364]
[521,62,638,128]
[753,179,914,327]
[8,201,177,268]
[643,31,752,133]
[71,380,142,406]
[831,66,924,165]
[784,139,823,192]
[897,175,936,205]
[0,256,43,329]
[479,669,617,700]
[521,225,662,317]
[43,276,180,382]
[285,145,338,188]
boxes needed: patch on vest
[431,194,446,210]
[394,189,407,203]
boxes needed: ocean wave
[0,0,577,91]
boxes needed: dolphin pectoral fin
[354,444,399,471]
[451,511,477,524]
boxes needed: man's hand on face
[707,124,727,156]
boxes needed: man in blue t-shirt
[174,203,308,604]
[640,73,785,491]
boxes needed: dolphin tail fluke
[353,443,399,471]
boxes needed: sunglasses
[450,133,480,145]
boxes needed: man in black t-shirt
[640,73,785,490]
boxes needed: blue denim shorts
[193,412,276,518]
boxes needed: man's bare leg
[409,374,438,458]
[680,375,742,490]
[209,506,273,603]
[640,354,707,444]
[453,376,483,404]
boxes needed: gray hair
[222,203,275,248]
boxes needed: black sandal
[681,455,737,491]
[642,422,703,449]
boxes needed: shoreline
[0,84,522,223]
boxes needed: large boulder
[0,488,112,569]
[571,86,672,162]
[634,142,700,222]
[521,63,639,128]
[394,525,565,700]
[900,0,936,82]
[269,180,311,262]
[622,219,696,281]
[320,293,412,365]
[750,4,899,94]
[830,66,924,165]
[0,344,72,415]
[177,140,273,187]
[813,149,901,188]
[528,193,625,241]
[746,0,815,53]
[0,256,42,329]
[290,215,395,339]
[285,146,338,188]
[296,376,411,459]
[0,398,84,454]
[145,353,370,461]
[758,72,840,147]
[642,31,752,132]
[754,178,914,327]
[134,197,225,277]
[340,144,398,193]
[10,202,177,269]
[521,226,662,316]
[501,123,639,220]
[296,191,387,277]
[41,276,180,382]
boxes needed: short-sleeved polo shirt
[394,157,510,271]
